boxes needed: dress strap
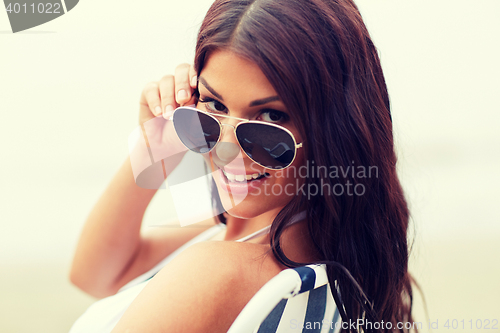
[235,225,271,242]
[235,210,307,242]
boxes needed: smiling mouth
[221,169,270,183]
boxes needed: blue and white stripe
[228,264,341,333]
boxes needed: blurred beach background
[1,0,499,332]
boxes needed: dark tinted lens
[236,123,296,169]
[173,108,220,153]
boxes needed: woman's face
[196,49,306,219]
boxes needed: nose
[215,123,241,165]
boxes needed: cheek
[269,153,307,196]
[290,148,306,176]
[287,151,307,186]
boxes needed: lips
[216,168,270,195]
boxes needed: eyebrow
[249,96,280,107]
[199,76,281,107]
[199,77,223,100]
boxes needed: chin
[216,183,290,220]
[222,204,275,220]
[217,187,262,219]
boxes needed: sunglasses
[171,106,303,170]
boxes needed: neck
[223,208,282,242]
[222,208,322,262]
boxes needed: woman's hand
[139,63,197,123]
[131,64,198,186]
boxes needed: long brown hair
[196,0,416,331]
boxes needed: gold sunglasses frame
[171,106,303,170]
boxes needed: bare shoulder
[111,241,285,333]
[109,220,216,293]
[182,240,286,279]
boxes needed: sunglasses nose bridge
[220,123,236,130]
[218,122,239,145]
[214,123,243,166]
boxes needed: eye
[259,110,289,123]
[199,97,227,113]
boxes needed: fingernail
[155,106,162,116]
[190,76,198,87]
[163,105,174,119]
[177,89,188,101]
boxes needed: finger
[184,94,197,107]
[158,75,176,119]
[189,64,197,89]
[174,63,192,105]
[140,82,162,120]
[186,65,198,107]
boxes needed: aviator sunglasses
[171,106,303,170]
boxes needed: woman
[70,0,416,332]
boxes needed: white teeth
[226,172,235,181]
[222,170,266,182]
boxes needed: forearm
[69,156,159,298]
[70,68,197,297]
